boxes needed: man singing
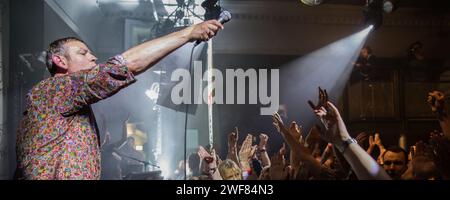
[15,20,224,180]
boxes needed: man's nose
[89,53,98,62]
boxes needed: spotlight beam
[280,26,373,130]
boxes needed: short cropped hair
[45,37,84,76]
[382,146,408,164]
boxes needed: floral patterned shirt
[16,55,136,180]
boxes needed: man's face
[361,48,369,58]
[63,40,98,73]
[383,151,407,179]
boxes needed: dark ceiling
[223,0,450,9]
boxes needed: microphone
[194,10,232,47]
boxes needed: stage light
[363,0,384,30]
[279,26,373,130]
[363,10,382,30]
[300,0,323,6]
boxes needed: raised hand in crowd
[371,133,386,165]
[258,133,271,168]
[308,87,329,110]
[269,144,291,180]
[258,133,269,149]
[289,121,304,143]
[238,134,257,174]
[309,88,390,180]
[289,121,306,170]
[272,113,320,178]
[355,132,368,148]
[374,133,386,152]
[227,127,240,166]
[309,103,347,145]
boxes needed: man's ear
[51,55,68,70]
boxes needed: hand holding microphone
[192,10,232,46]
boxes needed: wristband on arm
[335,138,358,154]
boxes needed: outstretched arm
[122,20,223,75]
[312,102,390,180]
[308,87,390,180]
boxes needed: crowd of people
[171,88,450,180]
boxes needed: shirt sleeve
[57,55,136,116]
